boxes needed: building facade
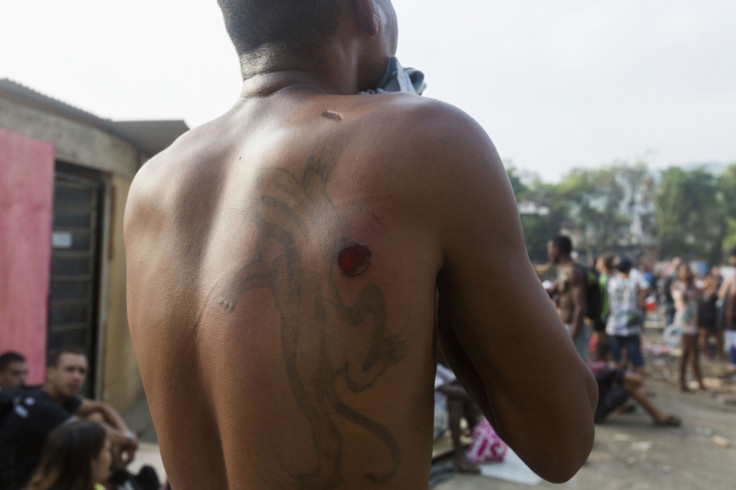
[0,79,188,413]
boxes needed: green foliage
[655,166,725,263]
[506,166,527,199]
[507,161,734,266]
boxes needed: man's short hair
[551,235,573,256]
[616,257,633,273]
[0,351,26,372]
[730,246,736,258]
[48,346,86,368]
[218,0,342,57]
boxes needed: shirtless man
[124,2,597,488]
[547,235,591,360]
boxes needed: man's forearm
[93,402,129,432]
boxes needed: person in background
[660,257,682,326]
[589,341,680,427]
[606,257,645,376]
[672,263,706,392]
[0,351,29,389]
[435,362,480,474]
[698,268,725,362]
[595,254,616,344]
[628,262,651,314]
[547,235,591,360]
[0,347,138,489]
[25,420,111,490]
[721,248,736,376]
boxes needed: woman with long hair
[672,263,706,392]
[26,420,111,490]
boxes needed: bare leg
[714,329,726,362]
[688,335,706,390]
[447,398,480,474]
[623,373,665,422]
[698,328,711,359]
[679,334,690,391]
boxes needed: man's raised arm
[421,104,597,483]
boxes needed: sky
[2,0,735,182]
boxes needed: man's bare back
[126,92,450,488]
[553,262,580,324]
[125,2,596,488]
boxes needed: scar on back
[338,244,371,277]
[322,110,342,121]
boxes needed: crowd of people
[432,237,736,479]
[0,348,162,490]
[547,236,736,423]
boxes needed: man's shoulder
[1,389,72,427]
[564,262,586,282]
[354,93,489,147]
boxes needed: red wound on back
[338,245,372,277]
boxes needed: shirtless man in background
[124,1,597,488]
[547,235,591,360]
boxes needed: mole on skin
[338,244,371,277]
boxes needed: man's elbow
[531,419,595,483]
[546,424,595,483]
[532,374,598,483]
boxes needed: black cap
[616,257,633,273]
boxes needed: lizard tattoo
[217,144,406,488]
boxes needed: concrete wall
[0,97,140,179]
[0,129,55,385]
[0,97,143,412]
[101,176,142,413]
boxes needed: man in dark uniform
[0,347,138,489]
[0,351,29,388]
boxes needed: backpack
[579,265,605,323]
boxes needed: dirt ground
[434,327,736,490]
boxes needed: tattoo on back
[217,144,406,488]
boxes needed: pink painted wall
[0,128,55,385]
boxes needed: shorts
[594,385,629,423]
[565,323,592,361]
[609,334,644,367]
[726,330,736,366]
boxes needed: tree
[655,166,725,263]
[717,163,736,256]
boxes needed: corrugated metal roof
[0,78,189,157]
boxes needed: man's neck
[239,70,344,99]
[237,40,387,97]
[41,385,66,404]
[557,256,573,267]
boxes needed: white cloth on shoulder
[359,56,426,95]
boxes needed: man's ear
[352,0,378,35]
